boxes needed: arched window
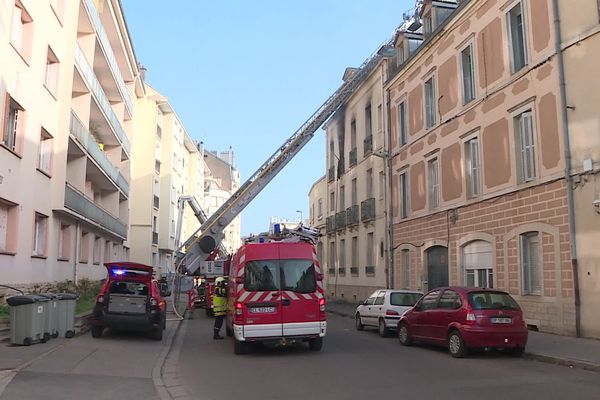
[462,240,493,288]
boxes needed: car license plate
[491,317,512,324]
[250,307,275,314]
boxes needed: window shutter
[520,235,530,294]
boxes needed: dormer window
[397,42,405,65]
[423,12,433,36]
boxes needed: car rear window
[109,281,148,296]
[281,260,316,293]
[244,260,280,291]
[390,292,422,306]
[468,291,520,310]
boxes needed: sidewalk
[326,300,600,372]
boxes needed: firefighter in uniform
[212,277,227,340]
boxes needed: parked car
[397,287,528,358]
[91,262,167,340]
[355,289,423,337]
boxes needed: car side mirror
[159,282,170,297]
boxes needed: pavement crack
[68,348,99,373]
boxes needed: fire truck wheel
[234,339,249,355]
[309,337,323,351]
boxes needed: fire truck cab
[226,231,326,354]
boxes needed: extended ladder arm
[182,44,390,273]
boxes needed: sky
[122,0,414,236]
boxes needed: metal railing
[84,0,133,115]
[361,197,376,222]
[153,195,160,209]
[69,111,129,194]
[346,205,359,226]
[365,266,375,275]
[326,216,335,233]
[335,211,347,230]
[64,184,127,239]
[152,232,159,245]
[74,44,131,155]
[338,267,346,276]
[349,147,357,167]
[328,166,335,182]
[328,267,336,276]
[363,135,373,156]
[350,267,359,276]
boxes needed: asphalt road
[177,313,600,400]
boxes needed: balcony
[346,205,359,226]
[69,111,129,194]
[328,166,335,182]
[363,135,373,157]
[154,160,161,175]
[326,216,335,234]
[335,211,347,230]
[83,0,133,115]
[156,124,162,139]
[338,267,346,276]
[63,184,127,239]
[152,232,159,245]
[361,198,376,222]
[349,147,357,167]
[365,266,375,276]
[328,267,336,276]
[74,44,131,156]
[350,267,359,276]
[153,195,160,209]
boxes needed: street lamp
[296,210,302,224]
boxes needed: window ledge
[31,254,48,259]
[10,42,31,66]
[0,143,23,159]
[36,168,52,178]
[0,251,16,256]
[93,262,100,265]
[44,84,58,101]
[57,257,70,262]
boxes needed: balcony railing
[74,44,131,156]
[349,147,357,167]
[154,160,161,175]
[363,135,373,156]
[69,111,129,194]
[361,197,376,222]
[326,216,335,234]
[64,184,127,239]
[153,195,160,209]
[328,166,335,182]
[365,266,375,276]
[350,267,359,276]
[335,211,347,230]
[346,205,359,226]
[328,267,336,276]
[338,267,346,276]
[152,231,159,245]
[84,0,133,115]
[156,124,162,139]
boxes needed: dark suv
[92,262,167,340]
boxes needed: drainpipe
[551,0,580,337]
[73,222,80,284]
[385,87,394,289]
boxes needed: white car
[355,289,423,337]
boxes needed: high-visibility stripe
[237,284,243,293]
[238,291,251,302]
[250,292,263,302]
[302,293,312,300]
[286,291,299,300]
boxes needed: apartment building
[203,149,241,254]
[385,0,576,335]
[308,175,327,278]
[318,63,389,302]
[0,0,140,289]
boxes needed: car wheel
[151,326,163,341]
[398,323,412,346]
[355,313,364,331]
[162,314,167,330]
[234,339,249,355]
[91,326,103,338]
[378,318,389,337]
[507,346,525,357]
[448,330,467,358]
[23,337,32,346]
[309,337,323,351]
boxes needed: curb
[524,352,600,372]
[152,315,187,400]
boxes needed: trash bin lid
[37,293,58,300]
[6,295,39,306]
[55,293,77,300]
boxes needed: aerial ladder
[177,43,392,275]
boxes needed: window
[45,47,60,96]
[317,198,323,218]
[58,223,71,260]
[351,178,357,206]
[38,128,53,174]
[460,44,476,104]
[93,236,101,264]
[379,171,385,200]
[104,240,111,263]
[428,158,440,209]
[10,1,33,62]
[366,168,373,195]
[397,42,405,65]
[350,119,357,149]
[328,242,336,275]
[507,1,528,73]
[339,185,345,210]
[463,240,493,288]
[465,137,481,198]
[377,104,383,133]
[2,95,24,153]
[423,13,433,36]
[399,172,409,218]
[521,232,542,295]
[329,140,335,167]
[438,290,461,309]
[515,110,536,182]
[398,101,407,146]
[0,199,18,253]
[32,213,48,257]
[281,260,316,293]
[339,239,345,274]
[80,231,89,262]
[400,249,410,288]
[425,76,437,128]
[351,236,358,275]
[374,291,385,305]
[366,232,374,268]
[329,192,335,212]
[365,103,372,137]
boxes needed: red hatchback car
[397,287,528,358]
